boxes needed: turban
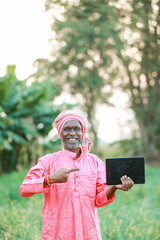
[55,110,93,153]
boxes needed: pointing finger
[67,168,81,173]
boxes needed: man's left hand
[115,175,134,191]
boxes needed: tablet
[106,156,145,185]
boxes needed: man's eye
[64,128,70,132]
[74,127,81,131]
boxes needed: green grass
[0,166,160,240]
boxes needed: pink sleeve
[95,159,115,208]
[20,157,50,198]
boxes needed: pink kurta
[20,149,115,240]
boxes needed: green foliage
[98,137,144,162]
[0,170,43,239]
[0,166,160,239]
[113,0,160,158]
[0,65,62,173]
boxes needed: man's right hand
[49,168,80,184]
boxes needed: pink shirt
[20,149,115,240]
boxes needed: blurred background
[0,0,160,239]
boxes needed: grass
[0,166,160,240]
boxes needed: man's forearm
[106,186,117,199]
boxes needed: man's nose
[69,128,76,135]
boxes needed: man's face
[61,120,82,152]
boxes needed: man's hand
[49,168,80,184]
[106,175,134,199]
[115,175,134,191]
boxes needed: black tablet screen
[106,157,145,185]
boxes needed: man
[20,110,134,240]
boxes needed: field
[0,166,160,240]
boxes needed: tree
[114,0,160,159]
[41,0,123,153]
[36,0,160,159]
[0,65,61,173]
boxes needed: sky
[0,0,137,143]
[0,0,51,79]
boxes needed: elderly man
[20,110,134,240]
